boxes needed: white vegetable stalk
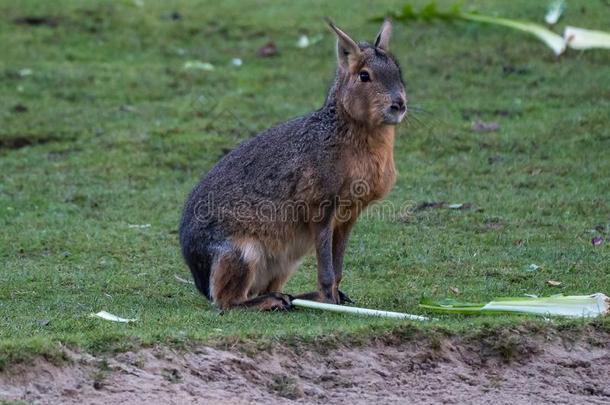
[482,293,609,318]
[292,299,430,321]
[564,26,610,51]
[420,293,609,318]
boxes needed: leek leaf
[420,293,609,318]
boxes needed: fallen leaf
[546,280,562,287]
[174,274,194,285]
[257,41,278,57]
[184,61,214,71]
[415,201,474,211]
[296,34,323,49]
[526,263,542,272]
[545,0,566,25]
[297,35,310,48]
[91,311,137,323]
[592,236,604,246]
[472,120,500,133]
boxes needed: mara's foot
[338,290,354,305]
[238,292,293,311]
[294,290,354,305]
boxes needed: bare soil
[2,328,609,404]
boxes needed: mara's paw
[338,290,354,305]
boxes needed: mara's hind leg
[264,276,290,295]
[262,259,300,295]
[211,249,292,311]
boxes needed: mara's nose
[390,98,406,112]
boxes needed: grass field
[1,0,609,368]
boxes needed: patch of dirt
[258,41,278,57]
[0,135,58,152]
[13,16,59,27]
[471,120,500,133]
[1,330,609,404]
[11,104,29,113]
[460,108,522,121]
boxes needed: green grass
[1,0,609,365]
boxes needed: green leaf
[371,2,567,56]
[460,13,566,56]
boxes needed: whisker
[402,112,434,131]
[403,113,430,130]
[407,105,430,114]
[404,103,448,129]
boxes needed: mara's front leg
[294,217,357,305]
[332,219,356,304]
[294,213,339,304]
[314,219,339,304]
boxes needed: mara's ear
[374,18,392,51]
[326,19,362,72]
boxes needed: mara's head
[328,18,407,127]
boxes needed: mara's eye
[359,71,371,82]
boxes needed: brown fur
[210,251,252,309]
